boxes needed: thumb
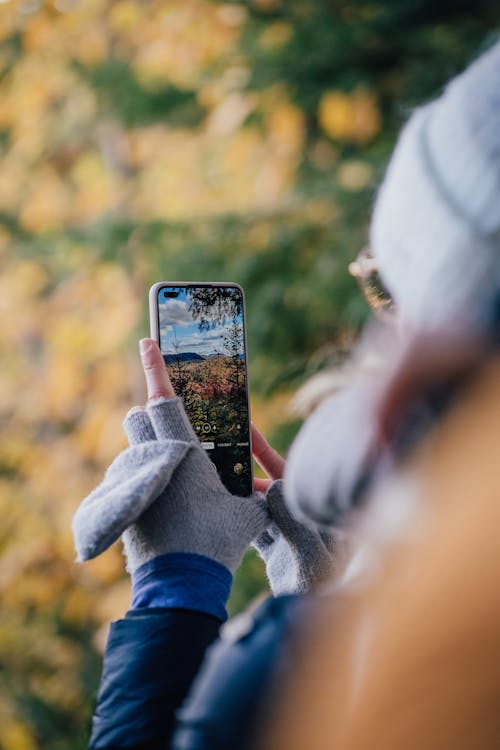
[139,338,176,400]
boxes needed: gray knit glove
[253,481,348,596]
[72,397,270,574]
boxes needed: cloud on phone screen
[159,299,192,326]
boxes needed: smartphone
[149,282,253,496]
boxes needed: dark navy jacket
[89,595,302,750]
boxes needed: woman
[73,37,500,750]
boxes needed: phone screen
[156,284,252,496]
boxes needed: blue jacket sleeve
[89,608,221,750]
[172,595,301,750]
[88,594,304,750]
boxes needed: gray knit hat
[371,38,500,332]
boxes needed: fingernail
[139,338,153,355]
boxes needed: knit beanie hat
[370,38,500,333]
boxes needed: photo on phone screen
[154,284,252,496]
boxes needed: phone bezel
[149,281,254,494]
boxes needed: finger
[254,477,273,492]
[139,338,176,400]
[251,424,285,480]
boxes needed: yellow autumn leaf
[309,139,339,170]
[319,90,353,141]
[259,21,294,50]
[132,2,241,90]
[134,131,206,218]
[47,315,96,358]
[254,150,293,205]
[75,402,127,463]
[215,4,248,27]
[23,14,57,54]
[251,392,295,438]
[337,159,374,191]
[62,587,94,627]
[267,101,305,156]
[0,260,48,305]
[18,168,71,233]
[0,720,37,750]
[72,28,108,66]
[0,8,16,45]
[109,0,143,33]
[0,160,26,212]
[71,151,117,221]
[303,198,338,224]
[93,578,133,624]
[0,437,28,477]
[90,357,133,402]
[127,125,168,167]
[245,221,272,252]
[71,151,107,192]
[43,355,87,418]
[20,436,83,505]
[47,266,139,354]
[197,79,227,109]
[351,88,381,143]
[84,546,128,587]
[223,127,262,174]
[5,58,76,124]
[30,670,82,712]
[319,87,380,144]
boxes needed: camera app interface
[158,285,252,496]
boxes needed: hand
[253,480,349,595]
[72,339,270,574]
[250,426,348,595]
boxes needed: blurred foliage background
[0,1,499,747]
